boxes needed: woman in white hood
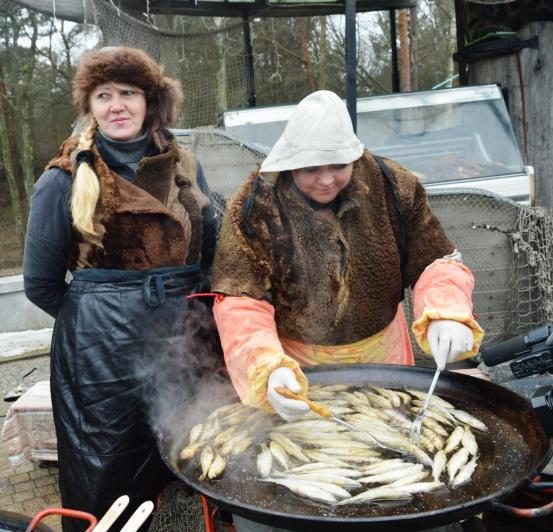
[212,90,483,421]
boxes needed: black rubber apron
[50,265,213,531]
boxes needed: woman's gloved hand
[267,367,310,421]
[427,319,474,371]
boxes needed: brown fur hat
[73,47,183,147]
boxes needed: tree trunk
[468,21,553,209]
[398,9,410,91]
[0,77,25,247]
[17,12,38,213]
[299,17,316,91]
[319,16,328,89]
[409,6,417,91]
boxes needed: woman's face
[291,163,353,204]
[90,82,147,141]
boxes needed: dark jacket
[23,134,217,317]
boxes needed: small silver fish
[407,390,456,410]
[179,442,203,461]
[336,485,412,505]
[397,481,444,494]
[199,445,214,481]
[447,447,470,483]
[369,386,402,408]
[256,444,273,479]
[362,459,408,475]
[260,478,338,504]
[270,432,310,463]
[269,440,290,470]
[450,455,479,487]
[359,464,424,484]
[387,470,428,487]
[207,453,226,480]
[461,427,479,456]
[280,472,362,490]
[432,450,447,482]
[187,423,203,446]
[450,409,488,432]
[444,426,465,454]
[303,451,354,467]
[278,476,351,499]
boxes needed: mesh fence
[175,128,266,198]
[407,188,553,360]
[90,0,252,128]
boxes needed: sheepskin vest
[47,136,210,271]
[213,151,454,345]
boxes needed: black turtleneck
[95,129,158,182]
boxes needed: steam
[137,298,238,461]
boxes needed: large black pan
[159,364,552,531]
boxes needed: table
[0,381,57,465]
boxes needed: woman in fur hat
[23,47,220,530]
[212,89,484,425]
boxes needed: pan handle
[491,477,553,518]
[25,508,97,531]
[526,474,553,494]
[491,499,553,518]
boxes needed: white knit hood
[259,90,364,183]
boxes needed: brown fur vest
[213,151,454,345]
[47,137,210,271]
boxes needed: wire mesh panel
[417,188,553,350]
[423,188,521,349]
[175,128,266,198]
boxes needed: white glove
[267,367,310,421]
[427,319,474,371]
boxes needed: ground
[0,354,61,531]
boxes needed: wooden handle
[274,386,331,418]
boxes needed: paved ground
[0,354,62,531]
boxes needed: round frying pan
[159,364,552,531]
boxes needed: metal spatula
[410,367,441,446]
[275,386,408,456]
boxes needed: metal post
[389,9,400,92]
[454,0,467,85]
[345,0,357,132]
[242,13,256,107]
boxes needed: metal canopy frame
[148,1,417,17]
[145,0,416,130]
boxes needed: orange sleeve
[213,295,307,409]
[412,259,484,359]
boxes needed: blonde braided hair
[71,117,100,236]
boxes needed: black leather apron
[50,265,218,531]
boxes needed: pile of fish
[179,384,488,505]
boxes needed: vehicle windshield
[358,86,526,184]
[223,85,526,184]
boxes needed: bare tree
[0,2,80,248]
